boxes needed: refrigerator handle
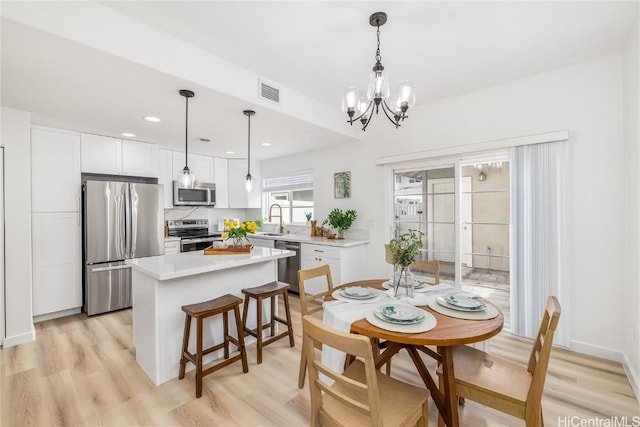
[125,184,132,259]
[129,184,138,258]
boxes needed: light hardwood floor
[1,295,638,426]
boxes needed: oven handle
[91,265,131,273]
[181,237,219,244]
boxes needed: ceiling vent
[259,79,280,104]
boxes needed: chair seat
[182,294,243,318]
[443,345,532,405]
[323,360,429,427]
[241,281,290,298]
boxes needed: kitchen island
[126,247,294,385]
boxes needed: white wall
[263,54,629,363]
[1,107,35,346]
[623,19,640,399]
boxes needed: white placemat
[365,309,437,333]
[331,288,388,304]
[426,295,499,320]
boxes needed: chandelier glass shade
[177,89,196,188]
[341,12,415,131]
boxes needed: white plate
[381,280,426,290]
[365,310,437,333]
[436,296,487,312]
[445,295,485,309]
[340,286,375,299]
[374,304,425,323]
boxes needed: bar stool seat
[179,294,248,398]
[241,281,295,364]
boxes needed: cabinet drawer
[164,241,180,254]
[301,243,340,260]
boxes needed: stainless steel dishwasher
[275,240,301,293]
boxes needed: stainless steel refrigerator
[83,180,164,315]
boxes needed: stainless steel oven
[167,219,223,252]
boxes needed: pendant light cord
[184,95,189,168]
[247,113,251,176]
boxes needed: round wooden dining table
[332,279,504,427]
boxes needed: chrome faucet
[268,203,285,234]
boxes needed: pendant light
[243,109,255,192]
[177,89,196,188]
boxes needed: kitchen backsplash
[165,207,262,231]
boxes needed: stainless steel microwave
[173,181,216,207]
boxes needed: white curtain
[512,141,569,346]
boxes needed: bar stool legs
[179,294,248,398]
[242,281,295,364]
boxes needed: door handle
[91,265,130,273]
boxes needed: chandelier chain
[375,24,382,64]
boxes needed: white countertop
[164,236,181,242]
[250,232,368,248]
[126,247,294,281]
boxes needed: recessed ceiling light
[121,132,136,138]
[261,142,272,146]
[225,151,235,154]
[143,116,161,123]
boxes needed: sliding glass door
[392,153,511,326]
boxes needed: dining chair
[297,264,335,389]
[437,295,561,427]
[302,315,429,427]
[410,260,440,285]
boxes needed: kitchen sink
[261,232,285,236]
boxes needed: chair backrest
[526,296,561,405]
[298,264,334,317]
[302,315,384,426]
[410,260,440,284]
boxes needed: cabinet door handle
[77,213,81,226]
[314,249,324,253]
[76,198,80,211]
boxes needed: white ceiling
[2,1,638,159]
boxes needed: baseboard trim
[569,340,624,362]
[2,328,36,348]
[623,353,640,405]
[33,307,81,323]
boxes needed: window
[263,172,314,224]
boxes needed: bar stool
[179,294,248,398]
[241,281,295,364]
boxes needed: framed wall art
[334,171,351,198]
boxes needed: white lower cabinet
[32,212,83,317]
[164,239,180,254]
[300,243,366,295]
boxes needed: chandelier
[341,12,415,131]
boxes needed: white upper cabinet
[190,153,213,184]
[81,133,159,178]
[81,133,122,175]
[172,151,213,184]
[213,157,228,208]
[31,127,81,213]
[227,158,261,208]
[122,139,159,177]
[159,149,174,209]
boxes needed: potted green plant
[327,208,357,239]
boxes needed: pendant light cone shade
[177,89,196,188]
[243,110,256,193]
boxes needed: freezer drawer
[85,261,131,315]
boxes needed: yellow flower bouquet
[221,219,257,247]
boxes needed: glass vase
[393,265,414,299]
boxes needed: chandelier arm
[380,100,402,128]
[350,99,374,123]
[361,109,375,131]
